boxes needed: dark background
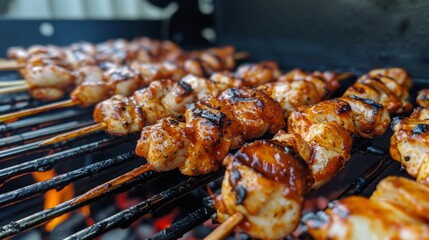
[1,0,429,77]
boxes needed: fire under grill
[0,68,425,240]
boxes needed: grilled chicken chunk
[371,176,429,221]
[307,177,429,240]
[417,89,429,107]
[369,67,412,90]
[215,140,313,240]
[390,107,429,184]
[307,196,429,240]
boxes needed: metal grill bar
[151,206,216,240]
[0,170,162,238]
[64,170,224,240]
[0,137,132,184]
[0,152,138,207]
[338,155,392,198]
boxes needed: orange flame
[154,208,180,231]
[32,170,91,232]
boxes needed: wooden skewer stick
[0,99,76,123]
[0,84,29,94]
[0,80,26,87]
[72,163,153,204]
[39,123,107,146]
[0,61,25,71]
[335,72,354,81]
[233,52,249,60]
[204,212,244,240]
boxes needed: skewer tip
[233,52,250,60]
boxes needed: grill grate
[0,74,425,240]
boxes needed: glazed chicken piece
[130,37,184,63]
[130,61,187,86]
[344,68,413,114]
[93,95,144,135]
[136,88,285,176]
[341,95,391,138]
[7,47,28,62]
[71,65,141,107]
[307,176,429,240]
[287,100,355,187]
[214,140,313,240]
[306,196,429,240]
[278,68,335,98]
[371,176,429,221]
[369,67,413,90]
[234,61,281,86]
[184,46,236,77]
[24,64,76,101]
[417,89,429,107]
[259,73,334,119]
[343,76,408,114]
[390,107,429,184]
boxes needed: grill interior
[1,1,429,239]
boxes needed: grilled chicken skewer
[40,61,283,145]
[2,38,183,96]
[390,106,429,184]
[0,46,241,123]
[4,37,184,71]
[306,176,429,239]
[70,68,344,205]
[208,68,410,239]
[42,63,347,145]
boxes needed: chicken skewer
[0,46,241,123]
[2,37,185,71]
[40,63,343,146]
[306,176,429,239]
[207,68,410,239]
[68,69,345,209]
[1,37,239,99]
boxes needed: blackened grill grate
[0,71,424,240]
